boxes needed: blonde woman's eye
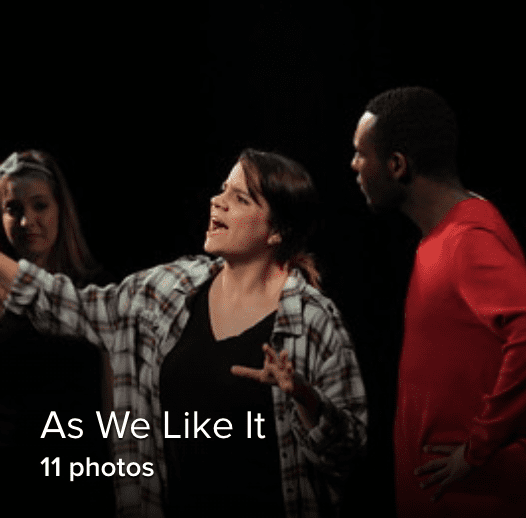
[3,204,20,217]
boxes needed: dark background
[1,3,521,517]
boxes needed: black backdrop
[1,3,522,516]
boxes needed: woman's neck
[24,251,49,269]
[218,256,289,301]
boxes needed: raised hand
[231,343,295,393]
[231,344,321,428]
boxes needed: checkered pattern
[7,255,366,517]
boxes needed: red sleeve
[455,229,526,466]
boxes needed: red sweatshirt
[395,198,526,517]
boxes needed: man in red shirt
[351,86,526,517]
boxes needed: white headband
[0,151,54,179]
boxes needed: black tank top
[160,279,285,517]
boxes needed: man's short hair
[365,86,458,178]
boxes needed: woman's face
[204,162,280,261]
[1,177,59,267]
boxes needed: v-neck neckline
[202,279,277,343]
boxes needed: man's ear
[388,152,411,184]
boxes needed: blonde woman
[0,150,115,517]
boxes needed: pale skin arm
[231,344,321,428]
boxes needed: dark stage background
[1,3,521,517]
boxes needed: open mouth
[209,217,229,232]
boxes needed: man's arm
[415,228,526,501]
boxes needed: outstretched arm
[0,254,132,351]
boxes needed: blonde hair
[0,150,102,285]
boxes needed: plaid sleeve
[5,259,143,352]
[290,298,367,477]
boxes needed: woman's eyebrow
[223,181,258,201]
[222,181,249,195]
[233,187,252,197]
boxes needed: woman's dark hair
[238,148,321,289]
[365,86,459,178]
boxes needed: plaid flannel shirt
[6,255,366,518]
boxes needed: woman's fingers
[230,365,264,382]
[231,345,294,391]
[262,343,279,363]
[280,349,294,368]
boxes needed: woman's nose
[211,193,227,210]
[20,210,35,227]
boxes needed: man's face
[351,111,405,211]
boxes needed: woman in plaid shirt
[0,148,366,517]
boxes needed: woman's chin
[203,238,220,256]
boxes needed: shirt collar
[168,255,223,296]
[273,268,306,338]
